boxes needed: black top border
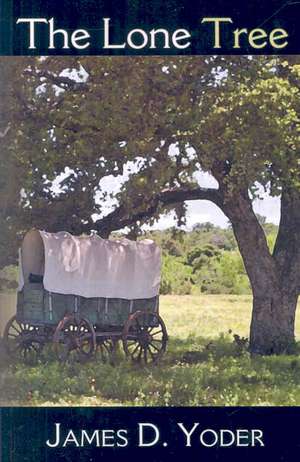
[0,1,300,56]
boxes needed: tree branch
[90,186,223,237]
[222,191,280,295]
[24,69,87,90]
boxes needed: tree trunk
[250,290,297,354]
[222,188,299,355]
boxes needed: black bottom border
[1,406,299,461]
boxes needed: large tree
[1,56,300,354]
[0,58,28,276]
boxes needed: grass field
[1,294,300,406]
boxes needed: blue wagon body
[17,283,159,327]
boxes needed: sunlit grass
[1,295,300,406]
[162,295,253,340]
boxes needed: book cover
[0,1,299,461]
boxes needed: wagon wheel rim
[3,316,44,362]
[53,315,96,363]
[96,338,116,364]
[122,311,168,365]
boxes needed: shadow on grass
[166,332,249,364]
[2,334,300,406]
[0,331,247,368]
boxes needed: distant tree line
[145,217,277,296]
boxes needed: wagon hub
[138,329,152,347]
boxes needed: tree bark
[223,187,299,354]
[250,291,297,354]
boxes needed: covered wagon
[4,229,168,364]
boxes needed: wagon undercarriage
[4,299,168,365]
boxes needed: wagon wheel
[53,315,96,363]
[96,337,116,364]
[122,311,168,365]
[18,339,45,365]
[3,315,45,365]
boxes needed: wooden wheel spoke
[29,343,39,353]
[149,342,161,352]
[151,329,163,337]
[130,343,142,359]
[79,333,92,342]
[151,337,164,343]
[130,343,140,356]
[103,341,112,351]
[79,330,88,337]
[147,345,155,357]
[7,332,18,339]
[97,339,115,363]
[11,324,22,334]
[123,311,167,364]
[99,344,108,353]
[136,346,143,361]
[54,316,95,363]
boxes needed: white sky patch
[51,167,75,194]
[93,158,149,219]
[213,67,228,85]
[141,211,178,232]
[189,172,280,227]
[253,195,280,225]
[168,143,179,158]
[250,182,281,225]
[36,83,47,95]
[60,65,88,82]
[36,64,89,97]
[185,145,197,160]
[168,143,198,169]
[193,170,219,189]
[185,200,228,228]
[150,193,280,230]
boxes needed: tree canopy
[1,55,300,354]
[3,56,298,237]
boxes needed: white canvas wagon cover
[19,229,161,299]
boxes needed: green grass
[1,294,300,406]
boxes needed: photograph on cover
[0,55,299,406]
